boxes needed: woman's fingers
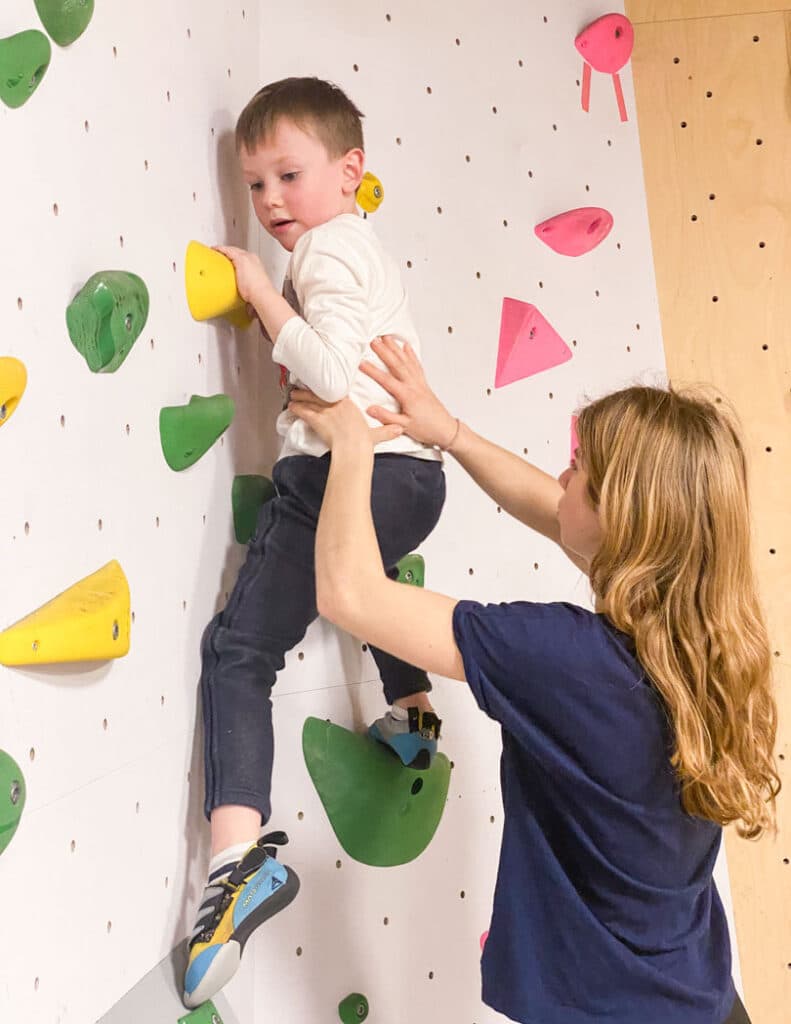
[371,424,404,444]
[366,405,409,427]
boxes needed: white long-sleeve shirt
[271,213,441,463]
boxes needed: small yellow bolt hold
[0,357,27,428]
[184,241,252,327]
[0,560,131,666]
[357,172,384,214]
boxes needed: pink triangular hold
[495,299,573,389]
[574,13,634,74]
[535,207,613,257]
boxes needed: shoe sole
[183,866,300,1008]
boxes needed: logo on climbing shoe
[271,877,283,892]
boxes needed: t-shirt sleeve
[452,599,611,758]
[271,226,374,403]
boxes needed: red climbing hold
[495,299,573,389]
[575,13,634,122]
[535,207,613,257]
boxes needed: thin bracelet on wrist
[439,417,461,452]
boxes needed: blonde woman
[289,336,778,1024]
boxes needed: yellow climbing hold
[0,560,130,666]
[0,357,27,429]
[357,172,384,214]
[184,241,252,328]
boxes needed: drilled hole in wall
[60,414,65,427]
[455,37,461,46]
[429,971,435,980]
[468,567,474,575]
[353,64,359,72]
[756,138,763,146]
[296,947,303,957]
[709,193,716,201]
[712,296,719,302]
[706,90,713,98]
[395,136,401,145]
[97,518,103,531]
[136,801,140,813]
[492,106,497,114]
[297,811,304,820]
[490,815,495,823]
[406,260,412,268]
[384,916,389,924]
[386,13,391,21]
[84,119,89,131]
[103,718,108,731]
[34,978,39,991]
[24,522,30,535]
[29,748,35,762]
[167,90,171,101]
[465,154,470,162]
[680,121,687,128]
[112,45,117,57]
[107,921,112,934]
[673,56,680,64]
[70,840,76,852]
[17,297,23,310]
[460,890,466,899]
[476,271,481,278]
[53,203,59,216]
[187,27,191,38]
[426,85,432,94]
[119,235,124,248]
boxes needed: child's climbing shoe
[368,707,442,771]
[183,831,299,1009]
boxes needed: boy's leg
[186,458,324,1009]
[365,455,446,767]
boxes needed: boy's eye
[281,172,298,182]
[249,182,263,192]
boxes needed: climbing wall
[0,2,741,1023]
[626,3,791,1020]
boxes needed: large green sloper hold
[232,475,276,544]
[160,395,235,471]
[66,271,149,373]
[0,30,51,109]
[303,716,450,867]
[35,0,94,47]
[0,750,26,856]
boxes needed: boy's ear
[341,148,365,195]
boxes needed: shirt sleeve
[452,599,613,758]
[271,227,374,403]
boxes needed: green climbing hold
[397,552,425,588]
[0,30,51,109]
[35,0,94,47]
[0,750,26,856]
[160,395,235,471]
[303,716,450,867]
[178,1001,224,1024]
[232,474,276,544]
[338,993,369,1023]
[66,271,149,373]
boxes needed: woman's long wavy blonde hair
[576,385,780,838]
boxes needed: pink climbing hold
[495,299,573,389]
[480,930,489,951]
[575,13,634,122]
[535,207,613,257]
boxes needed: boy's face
[240,118,364,252]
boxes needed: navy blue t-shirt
[453,600,734,1024]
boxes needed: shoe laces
[191,831,289,947]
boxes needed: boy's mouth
[272,219,294,233]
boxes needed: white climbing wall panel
[0,1,740,1022]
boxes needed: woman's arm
[361,337,589,574]
[291,399,467,681]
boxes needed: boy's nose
[558,468,571,489]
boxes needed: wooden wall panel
[626,6,791,1021]
[629,1,789,23]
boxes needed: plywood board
[629,11,791,1022]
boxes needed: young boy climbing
[289,336,778,1024]
[183,78,446,1008]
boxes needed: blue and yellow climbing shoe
[183,831,299,1009]
[368,707,442,771]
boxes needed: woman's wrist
[439,416,462,452]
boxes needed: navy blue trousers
[200,453,446,823]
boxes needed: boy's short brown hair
[236,77,365,157]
